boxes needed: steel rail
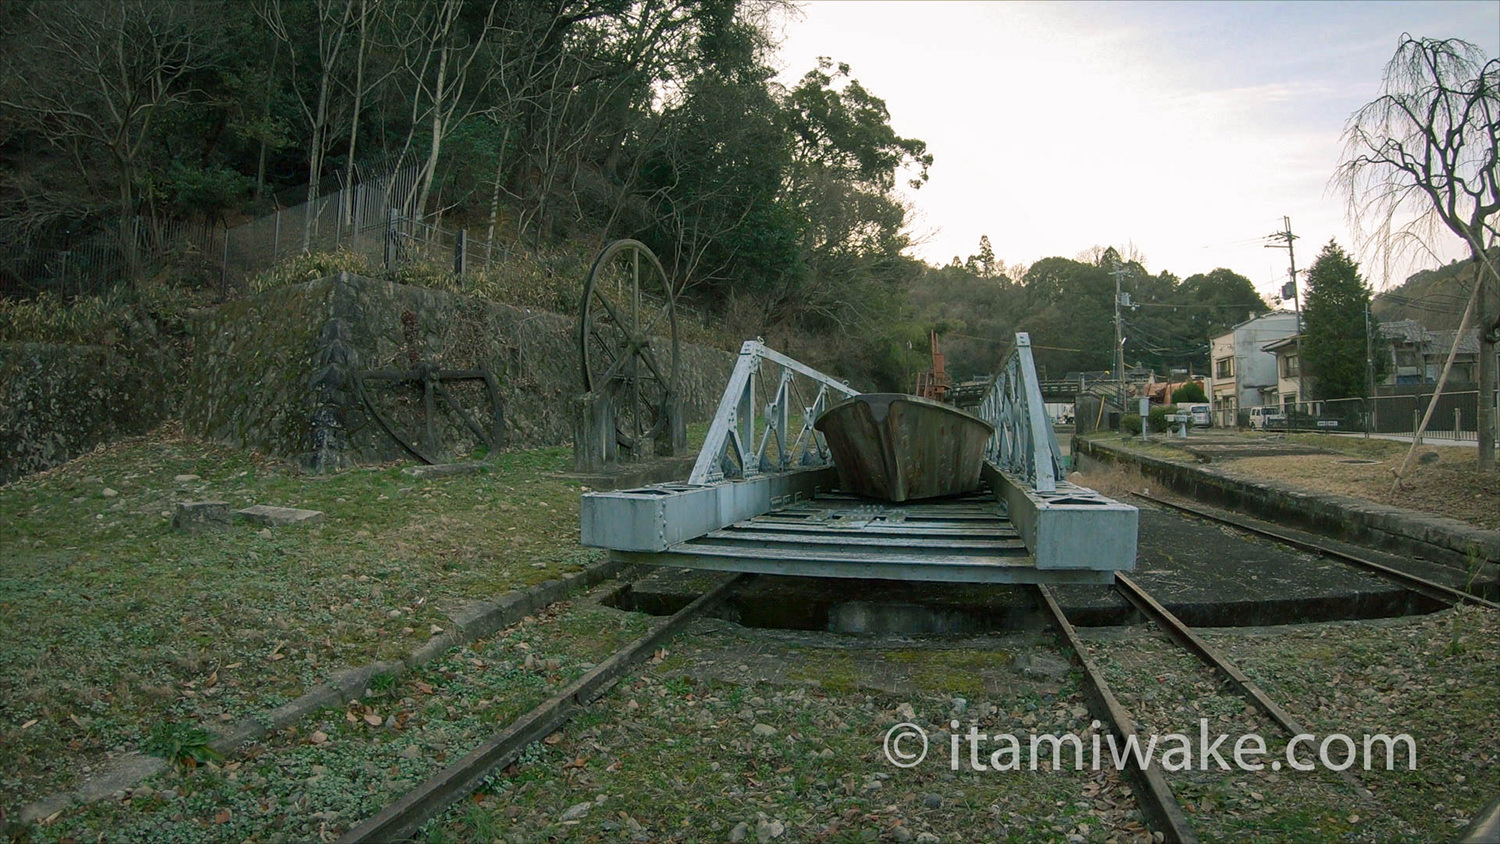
[1115,575,1377,811]
[339,574,746,843]
[1129,492,1499,611]
[1114,573,1309,737]
[1036,585,1199,844]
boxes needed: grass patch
[0,425,605,807]
[1203,607,1500,842]
[421,630,1137,843]
[24,592,653,843]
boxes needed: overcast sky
[769,1,1500,301]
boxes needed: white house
[1208,312,1299,426]
[1261,333,1307,412]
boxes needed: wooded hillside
[1373,251,1499,330]
[1,0,1296,390]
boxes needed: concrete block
[172,501,231,533]
[237,505,324,527]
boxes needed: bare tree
[339,0,399,227]
[1336,34,1500,471]
[259,0,358,251]
[385,0,500,221]
[0,0,207,280]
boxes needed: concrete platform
[1075,436,1500,574]
[1047,501,1442,626]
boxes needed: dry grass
[1093,432,1500,531]
[1216,444,1499,531]
[0,426,599,808]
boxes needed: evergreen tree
[964,235,997,277]
[1302,240,1372,400]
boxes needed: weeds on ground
[141,722,221,771]
[0,283,208,344]
[0,427,603,807]
[246,247,732,348]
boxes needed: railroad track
[338,574,745,843]
[1129,491,1499,611]
[1039,491,1500,843]
[337,491,1498,842]
[1039,569,1393,844]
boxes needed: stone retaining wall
[184,273,737,469]
[5,274,737,483]
[1073,436,1500,570]
[0,340,179,485]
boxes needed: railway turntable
[580,334,1137,585]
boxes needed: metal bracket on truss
[688,340,861,485]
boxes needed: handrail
[975,332,1065,492]
[688,340,860,485]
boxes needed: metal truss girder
[982,462,1137,572]
[608,549,1116,585]
[579,467,838,553]
[976,332,1064,492]
[689,340,859,486]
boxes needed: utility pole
[1111,262,1131,413]
[1265,216,1305,415]
[1365,301,1377,437]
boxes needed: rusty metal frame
[356,365,504,464]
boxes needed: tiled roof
[1376,319,1431,344]
[1426,329,1480,356]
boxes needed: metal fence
[1,215,229,298]
[1221,390,1498,445]
[0,164,528,299]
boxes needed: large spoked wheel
[578,239,680,451]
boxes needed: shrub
[1172,382,1206,403]
[1121,413,1142,435]
[249,248,376,292]
[1148,404,1176,433]
[0,284,200,344]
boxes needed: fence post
[383,208,394,270]
[454,228,467,279]
[1456,407,1462,441]
[273,208,281,259]
[1412,408,1421,445]
[220,224,229,291]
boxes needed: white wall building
[1208,312,1300,426]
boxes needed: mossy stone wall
[183,273,736,467]
[0,339,178,484]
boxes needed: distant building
[1261,334,1308,411]
[1208,312,1299,425]
[1376,319,1482,386]
[1141,377,1206,405]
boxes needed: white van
[1180,403,1212,427]
[1248,406,1286,430]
